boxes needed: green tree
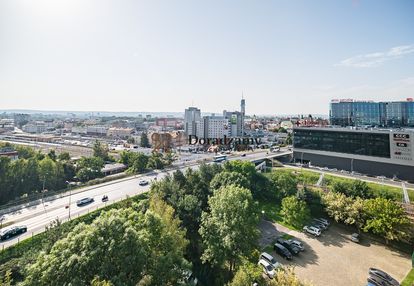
[0,270,12,286]
[47,150,57,161]
[199,185,259,273]
[227,261,265,286]
[210,171,250,190]
[363,198,411,244]
[270,172,298,198]
[90,277,113,286]
[286,133,293,145]
[281,196,310,228]
[57,152,71,161]
[93,140,109,161]
[267,267,311,286]
[349,180,371,198]
[76,157,104,182]
[119,150,135,166]
[344,197,365,231]
[38,157,66,191]
[23,202,189,286]
[140,132,150,148]
[147,152,164,170]
[0,157,12,204]
[130,153,149,173]
[223,160,272,199]
[322,192,349,223]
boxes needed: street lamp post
[66,181,72,219]
[351,158,354,173]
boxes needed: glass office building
[293,127,414,181]
[330,99,414,127]
[293,128,390,158]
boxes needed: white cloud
[337,44,414,68]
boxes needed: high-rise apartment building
[330,99,414,127]
[184,98,245,139]
[184,107,201,136]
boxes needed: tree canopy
[199,185,259,273]
[23,198,189,286]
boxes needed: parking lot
[259,220,411,286]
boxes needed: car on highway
[0,225,27,240]
[259,252,281,269]
[258,259,275,279]
[76,197,94,207]
[303,225,321,236]
[138,179,149,186]
[368,268,399,286]
[273,243,293,260]
[241,153,246,157]
[102,195,109,202]
[276,238,300,255]
[287,239,305,252]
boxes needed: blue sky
[1,0,413,115]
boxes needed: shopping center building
[293,127,414,181]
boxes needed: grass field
[257,200,302,231]
[401,268,414,286]
[272,167,413,201]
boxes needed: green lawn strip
[257,200,301,231]
[0,192,149,265]
[401,268,414,286]
[274,167,407,201]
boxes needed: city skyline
[1,1,414,114]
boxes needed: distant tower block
[241,96,246,135]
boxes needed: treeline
[0,144,74,205]
[0,141,128,205]
[119,150,174,173]
[270,169,413,244]
[322,192,411,244]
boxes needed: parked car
[76,197,94,207]
[276,238,300,255]
[273,243,293,260]
[0,225,27,240]
[351,233,360,243]
[312,221,328,231]
[368,268,400,286]
[314,218,330,226]
[138,179,149,186]
[258,259,275,278]
[303,225,321,236]
[367,275,390,286]
[259,252,281,269]
[287,239,305,251]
